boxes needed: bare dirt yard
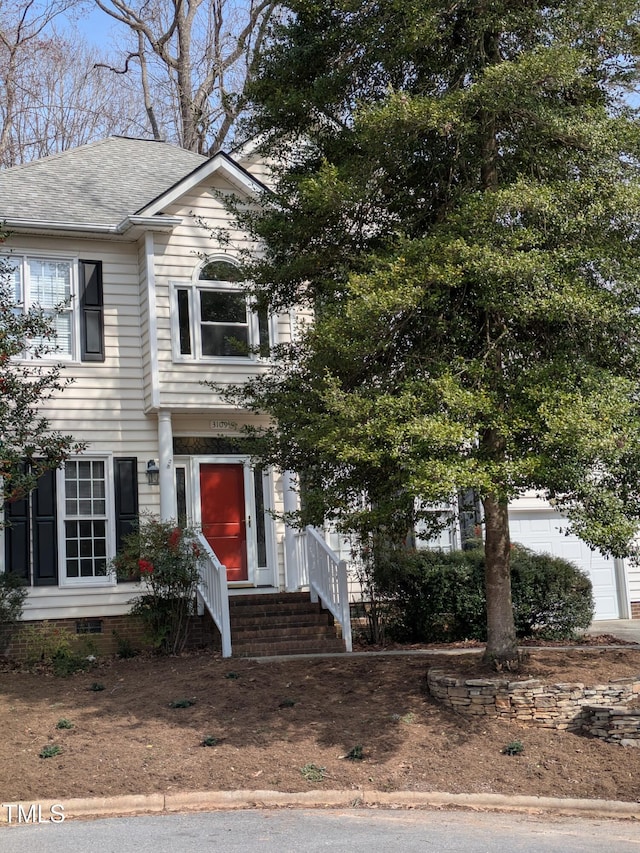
[1,642,640,803]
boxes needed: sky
[63,4,119,48]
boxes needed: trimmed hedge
[374,545,594,642]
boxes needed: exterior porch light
[146,459,160,486]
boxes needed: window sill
[59,578,118,589]
[171,355,272,366]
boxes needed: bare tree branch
[0,19,152,167]
[91,0,279,152]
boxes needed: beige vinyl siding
[22,584,141,620]
[5,164,299,616]
[4,234,162,618]
[627,562,640,612]
[234,148,277,189]
[5,235,157,453]
[152,177,285,412]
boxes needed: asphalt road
[2,808,639,852]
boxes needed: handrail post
[218,562,232,658]
[338,559,352,652]
[307,529,319,603]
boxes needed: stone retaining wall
[583,706,640,747]
[427,668,640,739]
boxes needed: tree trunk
[478,29,516,665]
[483,492,518,667]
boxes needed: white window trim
[57,454,117,588]
[173,458,193,525]
[170,280,271,364]
[3,251,81,362]
[257,465,278,582]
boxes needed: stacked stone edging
[427,668,640,743]
[584,705,640,747]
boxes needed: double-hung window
[3,456,138,587]
[9,257,73,358]
[5,255,104,362]
[173,259,270,361]
[62,459,110,583]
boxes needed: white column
[283,470,300,591]
[158,411,174,522]
[614,558,631,619]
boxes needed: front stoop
[229,592,347,657]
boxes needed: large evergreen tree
[226,0,640,664]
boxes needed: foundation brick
[2,611,220,661]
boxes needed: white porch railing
[195,532,232,658]
[291,529,309,589]
[305,525,352,652]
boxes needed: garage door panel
[508,511,619,620]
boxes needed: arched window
[173,259,270,360]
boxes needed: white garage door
[508,511,619,620]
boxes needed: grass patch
[169,698,196,708]
[39,745,61,759]
[301,763,326,782]
[502,740,524,755]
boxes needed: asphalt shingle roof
[0,137,208,227]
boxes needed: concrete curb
[2,790,639,823]
[250,644,640,662]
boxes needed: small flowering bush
[111,518,202,654]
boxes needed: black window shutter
[114,457,139,565]
[32,469,58,586]
[79,260,105,362]
[4,492,30,583]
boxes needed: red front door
[200,463,248,582]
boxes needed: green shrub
[111,518,201,655]
[24,621,72,664]
[22,621,96,675]
[374,548,486,642]
[113,630,138,659]
[510,546,594,639]
[502,740,524,755]
[374,545,594,642]
[0,572,28,653]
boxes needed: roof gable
[0,137,265,235]
[137,151,267,217]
